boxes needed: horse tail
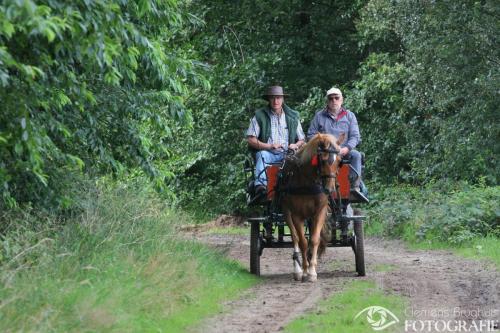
[317,220,332,258]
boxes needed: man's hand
[339,147,350,156]
[269,143,283,150]
[247,136,283,151]
[288,140,304,151]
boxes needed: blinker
[328,153,337,165]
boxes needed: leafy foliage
[351,0,499,184]
[0,0,207,210]
[365,183,500,244]
[175,0,499,215]
[1,0,498,217]
[347,53,414,182]
[191,0,365,102]
[171,0,368,214]
[173,61,266,214]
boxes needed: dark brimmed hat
[262,85,288,100]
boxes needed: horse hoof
[302,274,317,283]
[293,273,303,281]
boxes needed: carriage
[245,135,369,279]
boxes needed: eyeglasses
[328,96,341,101]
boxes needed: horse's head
[300,133,345,193]
[316,133,344,192]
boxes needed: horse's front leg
[285,211,303,281]
[305,207,328,282]
[294,219,309,280]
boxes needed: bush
[365,183,500,244]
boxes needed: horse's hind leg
[286,212,303,281]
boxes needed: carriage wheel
[278,225,285,242]
[353,220,366,276]
[250,220,261,276]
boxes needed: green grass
[206,224,294,237]
[206,226,248,235]
[365,216,500,269]
[404,236,500,269]
[367,221,500,269]
[0,183,257,332]
[363,184,500,268]
[454,236,500,266]
[284,280,407,333]
[372,263,397,272]
[206,222,295,238]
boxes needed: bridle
[277,142,340,197]
[316,145,340,194]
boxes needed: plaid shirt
[246,108,305,150]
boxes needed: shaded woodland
[1,0,498,214]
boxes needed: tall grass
[0,181,256,332]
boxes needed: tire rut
[188,232,499,333]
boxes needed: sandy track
[187,231,499,333]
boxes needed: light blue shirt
[307,107,361,150]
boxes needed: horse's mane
[296,133,340,165]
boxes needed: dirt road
[187,229,499,333]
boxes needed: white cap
[326,87,342,96]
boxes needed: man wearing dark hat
[307,87,363,193]
[246,85,305,196]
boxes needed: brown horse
[279,133,344,282]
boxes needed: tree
[172,0,368,213]
[0,0,207,209]
[351,0,499,184]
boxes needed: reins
[278,144,340,197]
